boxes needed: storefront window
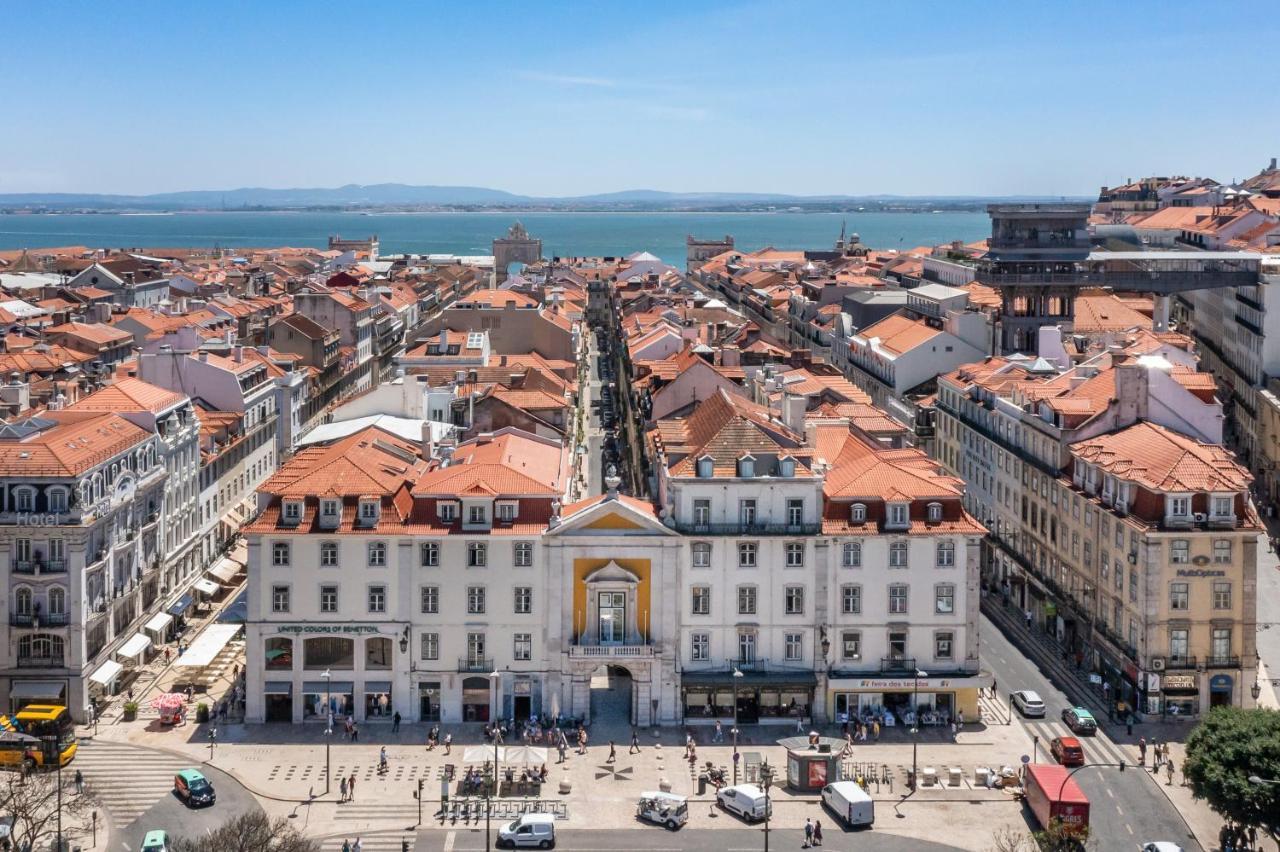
[303,688,353,720]
[419,683,441,721]
[365,637,392,670]
[365,689,393,718]
[265,637,293,670]
[304,637,354,670]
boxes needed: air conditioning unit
[1150,657,1166,672]
[1193,513,1207,523]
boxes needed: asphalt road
[980,613,1200,851]
[409,826,967,851]
[110,764,263,851]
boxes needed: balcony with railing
[674,521,821,536]
[568,643,655,659]
[880,656,920,674]
[17,655,64,669]
[12,560,67,576]
[1163,655,1197,670]
[1206,655,1241,669]
[457,657,494,673]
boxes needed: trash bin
[697,773,708,795]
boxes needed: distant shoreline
[0,205,1008,216]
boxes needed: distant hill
[0,183,1090,211]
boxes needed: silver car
[1012,689,1046,717]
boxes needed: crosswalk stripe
[75,740,193,827]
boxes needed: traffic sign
[1020,754,1030,764]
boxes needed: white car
[716,784,771,822]
[1012,689,1046,717]
[1141,844,1184,852]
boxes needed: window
[739,499,757,526]
[468,542,487,567]
[691,542,711,568]
[359,500,379,521]
[784,586,805,615]
[889,584,909,614]
[420,633,439,660]
[693,499,711,526]
[738,542,757,568]
[889,541,908,568]
[696,457,714,478]
[272,542,290,567]
[888,630,908,660]
[691,632,710,662]
[936,541,955,568]
[850,503,867,523]
[841,584,861,614]
[14,488,33,512]
[321,542,338,567]
[1129,569,1137,604]
[737,586,757,615]
[47,587,65,615]
[934,631,954,660]
[927,502,942,522]
[785,542,804,567]
[468,504,487,525]
[368,584,386,613]
[691,586,710,615]
[48,488,67,513]
[1211,627,1231,661]
[1169,628,1188,660]
[497,502,516,523]
[367,541,387,567]
[513,586,532,614]
[737,631,756,663]
[271,585,290,613]
[420,542,439,567]
[842,542,862,568]
[1213,539,1232,564]
[439,502,457,523]
[283,501,301,521]
[888,502,908,528]
[1212,581,1232,610]
[784,633,803,662]
[320,584,338,613]
[514,633,532,661]
[420,585,439,614]
[786,499,804,526]
[467,586,486,614]
[1211,495,1234,518]
[1170,539,1189,564]
[513,541,533,567]
[1169,582,1189,611]
[841,631,861,661]
[1169,496,1191,518]
[935,584,955,614]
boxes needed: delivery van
[822,781,874,828]
[497,812,556,848]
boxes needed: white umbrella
[504,745,548,766]
[463,745,504,764]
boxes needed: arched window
[841,542,862,568]
[14,487,34,512]
[14,587,32,616]
[264,637,293,670]
[18,634,64,663]
[936,541,956,568]
[927,502,943,522]
[850,503,867,523]
[47,587,66,615]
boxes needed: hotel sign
[276,625,383,635]
[15,513,67,526]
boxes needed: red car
[1050,736,1085,767]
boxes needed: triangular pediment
[548,494,677,537]
[583,560,642,584]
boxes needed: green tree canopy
[1183,707,1280,837]
[172,812,319,852]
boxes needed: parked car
[1061,707,1098,735]
[716,784,771,822]
[1050,736,1085,767]
[1012,690,1046,717]
[1141,844,1184,852]
[497,812,556,848]
[141,829,172,852]
[174,768,216,807]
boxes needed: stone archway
[492,222,542,283]
[568,657,655,728]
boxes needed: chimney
[1113,361,1150,426]
[420,421,435,461]
[782,393,807,432]
[199,350,209,362]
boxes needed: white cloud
[518,71,616,88]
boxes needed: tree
[989,822,1094,852]
[1184,707,1280,840]
[172,812,319,852]
[0,769,98,852]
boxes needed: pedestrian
[74,768,84,795]
[392,711,401,733]
[1126,714,1133,736]
[342,840,351,852]
[379,746,388,772]
[873,720,880,741]
[340,776,348,803]
[813,819,823,846]
[1024,609,1032,629]
[348,773,357,801]
[352,838,362,852]
[444,732,452,755]
[607,741,616,763]
[345,717,353,738]
[351,721,359,742]
[579,728,588,755]
[688,743,697,765]
[1138,736,1147,766]
[803,817,813,848]
[714,720,723,743]
[991,679,997,698]
[1166,758,1175,786]
[630,729,640,754]
[795,715,804,733]
[685,733,694,759]
[957,709,964,729]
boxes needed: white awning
[174,624,241,668]
[116,633,152,660]
[144,612,173,634]
[89,660,124,687]
[194,579,221,596]
[9,680,66,700]
[208,558,240,584]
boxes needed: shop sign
[1209,674,1233,693]
[1191,555,1211,566]
[277,624,383,635]
[1162,674,1196,691]
[1123,662,1139,682]
[834,675,986,690]
[1146,673,1161,693]
[1175,568,1226,577]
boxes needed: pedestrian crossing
[323,833,415,852]
[75,739,193,827]
[1022,713,1133,768]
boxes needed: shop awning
[116,633,152,660]
[144,612,173,634]
[208,557,240,585]
[193,579,221,596]
[167,593,194,616]
[9,680,66,701]
[174,624,241,668]
[364,681,392,692]
[303,681,353,693]
[681,670,817,687]
[264,682,293,696]
[89,660,124,687]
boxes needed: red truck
[1023,763,1090,835]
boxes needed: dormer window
[887,502,909,529]
[927,502,943,523]
[1166,495,1191,520]
[438,501,457,523]
[48,488,68,514]
[737,455,755,478]
[468,504,488,525]
[497,501,517,523]
[779,456,796,478]
[359,499,380,524]
[14,487,34,512]
[850,503,867,523]
[1210,494,1235,519]
[1101,475,1114,503]
[282,500,303,523]
[696,456,714,478]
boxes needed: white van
[716,784,771,822]
[822,781,874,828]
[497,812,556,849]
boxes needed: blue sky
[2,0,1278,197]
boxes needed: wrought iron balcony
[17,655,64,669]
[674,522,821,536]
[1206,655,1241,669]
[457,657,494,673]
[1163,656,1197,670]
[880,656,920,674]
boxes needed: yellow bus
[0,704,77,769]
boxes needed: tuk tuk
[637,791,688,829]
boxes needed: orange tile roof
[46,321,132,346]
[1072,292,1153,333]
[1071,421,1250,493]
[412,431,566,497]
[261,425,428,499]
[856,312,941,356]
[68,377,186,414]
[459,289,539,308]
[0,410,151,476]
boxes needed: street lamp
[487,669,501,852]
[207,727,217,761]
[43,735,62,852]
[399,625,410,655]
[760,759,774,852]
[321,668,333,796]
[910,669,927,791]
[732,667,743,785]
[1248,774,1280,786]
